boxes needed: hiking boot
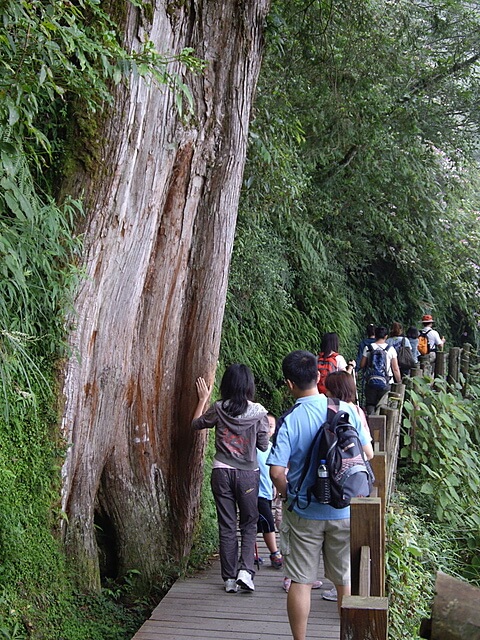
[236,569,255,592]
[270,551,283,569]
[322,587,337,601]
[224,579,238,593]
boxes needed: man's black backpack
[395,337,415,374]
[289,398,375,511]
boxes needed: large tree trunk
[60,0,270,590]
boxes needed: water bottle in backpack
[315,460,331,504]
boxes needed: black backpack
[289,398,374,511]
[395,337,415,373]
[365,344,389,390]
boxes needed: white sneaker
[322,587,338,601]
[236,569,255,591]
[224,579,238,593]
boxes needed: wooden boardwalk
[131,540,340,640]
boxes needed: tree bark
[60,0,270,590]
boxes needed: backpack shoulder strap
[288,399,334,511]
[327,397,340,412]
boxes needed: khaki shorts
[279,508,350,586]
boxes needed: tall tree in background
[60,0,270,590]
[221,0,480,406]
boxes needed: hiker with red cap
[418,314,445,364]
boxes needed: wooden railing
[340,382,405,640]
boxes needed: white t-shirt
[362,342,397,383]
[421,327,443,350]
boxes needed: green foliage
[399,375,480,583]
[224,0,480,410]
[0,366,153,638]
[379,372,480,635]
[0,0,203,161]
[386,492,469,639]
[386,495,436,640]
[0,147,82,336]
[401,376,480,527]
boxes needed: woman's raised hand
[196,377,212,402]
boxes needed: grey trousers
[211,467,259,581]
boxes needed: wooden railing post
[341,596,388,640]
[367,414,386,450]
[434,351,446,379]
[379,406,399,499]
[461,343,471,396]
[448,347,461,386]
[370,452,386,511]
[350,498,384,597]
[419,354,432,375]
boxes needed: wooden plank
[434,351,446,379]
[350,498,384,597]
[390,382,405,403]
[131,539,341,639]
[359,546,371,597]
[341,596,388,640]
[448,347,461,385]
[379,405,401,501]
[370,451,386,513]
[367,414,386,452]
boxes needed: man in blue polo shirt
[268,350,373,640]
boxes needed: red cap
[422,314,434,323]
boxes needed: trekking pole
[352,367,360,405]
[254,541,260,570]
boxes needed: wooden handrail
[340,385,404,639]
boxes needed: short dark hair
[407,326,419,339]
[282,350,318,390]
[325,370,356,403]
[220,363,255,417]
[375,326,388,340]
[320,332,339,355]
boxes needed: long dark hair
[320,332,339,356]
[407,326,419,339]
[220,364,255,417]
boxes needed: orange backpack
[418,329,432,356]
[317,352,338,395]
